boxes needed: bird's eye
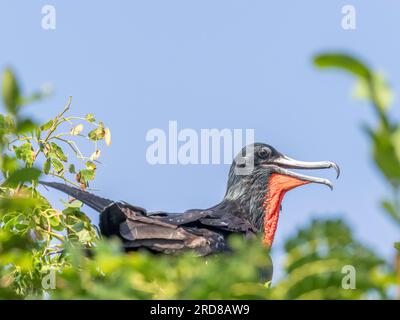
[258,148,271,159]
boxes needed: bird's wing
[105,203,226,255]
[200,212,255,234]
[153,202,256,235]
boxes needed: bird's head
[224,143,339,247]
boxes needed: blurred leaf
[78,169,95,182]
[71,221,85,233]
[43,159,51,174]
[13,142,35,167]
[61,199,82,209]
[367,127,400,185]
[104,128,111,146]
[51,236,272,300]
[2,69,20,115]
[0,114,15,135]
[85,113,95,123]
[40,119,53,131]
[353,73,394,111]
[70,124,83,136]
[68,164,76,174]
[88,122,105,141]
[19,89,50,106]
[381,199,400,225]
[16,119,37,134]
[85,161,96,171]
[0,197,40,211]
[314,53,371,79]
[269,219,391,300]
[1,155,19,175]
[3,167,41,186]
[90,149,101,161]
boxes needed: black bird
[41,143,339,255]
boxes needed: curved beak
[262,156,340,190]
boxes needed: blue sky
[1,1,399,279]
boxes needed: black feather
[39,181,113,212]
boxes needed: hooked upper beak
[262,156,340,190]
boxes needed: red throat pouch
[262,173,310,247]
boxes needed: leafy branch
[0,68,111,296]
[314,52,400,297]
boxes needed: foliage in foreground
[52,237,271,300]
[0,68,110,297]
[0,54,399,299]
[50,219,391,300]
[314,52,400,258]
[314,53,400,243]
[269,219,392,299]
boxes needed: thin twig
[34,96,72,160]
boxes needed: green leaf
[76,169,95,188]
[51,158,64,173]
[43,158,51,174]
[14,142,35,167]
[0,114,15,135]
[1,155,19,175]
[79,169,95,181]
[68,164,76,174]
[85,161,96,171]
[49,215,61,228]
[75,229,93,243]
[2,68,20,115]
[395,242,400,251]
[61,199,82,209]
[368,127,400,184]
[16,118,37,133]
[85,113,95,123]
[314,53,394,112]
[88,122,105,141]
[381,199,400,225]
[63,207,87,217]
[50,142,67,162]
[35,127,41,141]
[0,197,41,211]
[3,167,41,186]
[40,119,53,131]
[71,221,85,233]
[314,53,372,79]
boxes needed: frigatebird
[41,143,339,255]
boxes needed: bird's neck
[223,172,267,230]
[223,171,310,247]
